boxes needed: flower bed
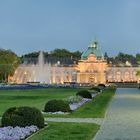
[0,84,49,90]
[69,93,98,111]
[67,96,83,104]
[43,93,99,114]
[0,125,38,140]
[69,98,91,111]
[42,111,70,115]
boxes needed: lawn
[0,87,115,140]
[28,122,99,140]
[71,88,116,118]
[0,88,82,116]
[0,87,116,118]
[45,88,116,118]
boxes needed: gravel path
[93,88,140,140]
[45,118,103,125]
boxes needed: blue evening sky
[0,0,140,56]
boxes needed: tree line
[21,49,82,59]
[104,52,140,65]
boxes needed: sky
[0,0,140,56]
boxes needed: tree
[50,49,72,58]
[136,53,140,64]
[0,49,20,82]
[136,70,140,77]
[136,69,140,88]
[72,51,82,59]
[104,52,109,60]
[115,52,135,61]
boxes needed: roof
[81,41,103,60]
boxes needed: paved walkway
[45,118,103,125]
[94,88,140,140]
[0,117,103,125]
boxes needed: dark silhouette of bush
[98,84,106,88]
[1,106,44,128]
[76,90,92,99]
[44,99,71,112]
[90,87,101,92]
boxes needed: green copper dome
[81,41,103,60]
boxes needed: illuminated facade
[12,41,140,84]
[76,41,107,84]
[106,67,139,83]
[12,65,77,84]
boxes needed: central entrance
[89,75,96,84]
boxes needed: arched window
[116,71,121,82]
[124,71,130,81]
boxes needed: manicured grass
[0,87,115,139]
[0,87,116,118]
[45,88,116,118]
[28,122,99,140]
[0,88,82,116]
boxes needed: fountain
[12,51,51,84]
[36,51,51,83]
[37,51,45,83]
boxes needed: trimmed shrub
[44,99,71,112]
[1,106,44,128]
[90,87,101,92]
[98,84,106,89]
[76,90,92,99]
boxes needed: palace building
[12,41,140,84]
[76,41,107,84]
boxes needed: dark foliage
[98,84,106,89]
[76,90,92,99]
[90,87,101,92]
[44,99,71,112]
[1,106,44,128]
[0,49,20,82]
